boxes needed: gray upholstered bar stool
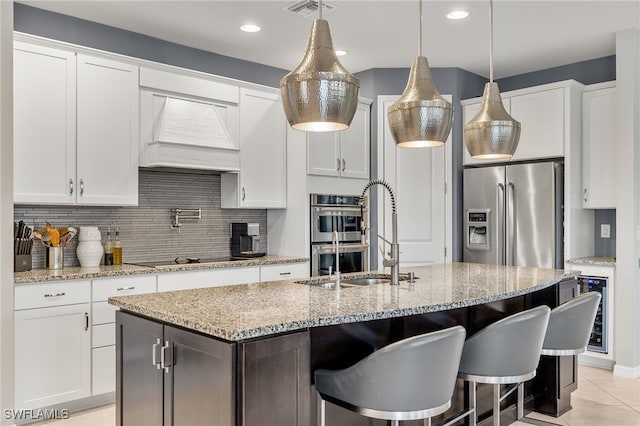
[314,326,466,426]
[455,306,551,426]
[541,292,601,356]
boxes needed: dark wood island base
[115,276,578,426]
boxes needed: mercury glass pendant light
[387,0,453,148]
[280,0,360,132]
[464,0,520,159]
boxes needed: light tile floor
[35,366,640,426]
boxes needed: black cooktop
[127,257,243,268]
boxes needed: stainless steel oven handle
[315,243,369,252]
[313,206,367,213]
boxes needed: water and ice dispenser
[465,209,490,251]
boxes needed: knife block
[14,254,32,272]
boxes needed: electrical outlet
[601,224,611,239]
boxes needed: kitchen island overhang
[111,262,580,425]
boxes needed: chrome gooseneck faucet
[361,180,400,285]
[329,230,341,286]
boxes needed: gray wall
[594,209,616,258]
[496,56,616,92]
[15,170,267,268]
[14,3,286,88]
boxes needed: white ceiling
[18,0,640,78]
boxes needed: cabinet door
[15,303,91,409]
[116,311,164,426]
[238,88,287,208]
[340,103,370,179]
[241,331,310,426]
[462,97,512,165]
[510,88,565,160]
[93,345,116,395]
[381,97,447,267]
[307,132,340,177]
[76,54,139,206]
[157,267,260,292]
[583,86,616,208]
[164,326,235,426]
[13,42,76,204]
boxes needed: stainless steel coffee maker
[230,223,265,258]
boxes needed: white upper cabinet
[14,41,76,204]
[13,42,139,205]
[462,82,574,165]
[221,88,287,208]
[583,82,616,208]
[307,102,370,180]
[509,88,565,160]
[76,55,139,205]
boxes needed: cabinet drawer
[92,301,119,325]
[92,275,156,301]
[92,345,115,395]
[260,263,309,282]
[157,267,259,292]
[15,280,91,310]
[93,323,115,348]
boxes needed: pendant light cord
[489,0,494,82]
[418,0,423,56]
[318,0,323,20]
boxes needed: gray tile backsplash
[15,170,267,268]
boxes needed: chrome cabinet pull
[342,159,346,171]
[116,286,135,291]
[80,179,84,196]
[84,313,89,331]
[279,272,291,276]
[69,179,74,195]
[336,158,340,171]
[152,338,161,369]
[160,340,171,373]
[44,292,66,298]
[584,188,588,203]
[242,187,246,201]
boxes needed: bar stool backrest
[542,292,602,355]
[314,325,466,413]
[459,305,551,379]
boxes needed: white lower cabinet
[91,275,156,395]
[92,346,116,396]
[14,280,92,410]
[260,263,308,282]
[157,267,260,292]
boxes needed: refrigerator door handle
[506,182,515,266]
[497,183,505,265]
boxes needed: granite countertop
[109,262,577,342]
[566,257,616,267]
[14,255,309,284]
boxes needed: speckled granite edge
[14,256,309,284]
[110,264,578,341]
[566,257,616,267]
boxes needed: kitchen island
[110,262,579,426]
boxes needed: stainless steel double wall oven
[310,194,368,276]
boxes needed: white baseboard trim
[613,364,640,378]
[578,354,615,370]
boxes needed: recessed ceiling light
[335,49,348,57]
[240,24,261,33]
[446,10,469,20]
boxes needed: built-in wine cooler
[580,276,608,353]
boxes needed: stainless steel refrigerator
[463,161,564,269]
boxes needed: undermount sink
[296,276,390,289]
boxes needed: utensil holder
[46,247,64,270]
